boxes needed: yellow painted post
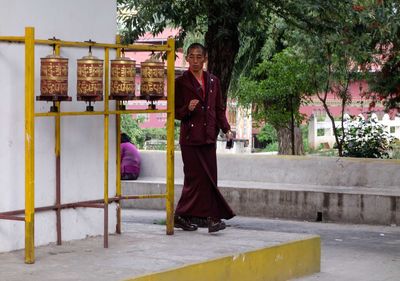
[54,44,62,245]
[104,47,110,248]
[115,35,122,234]
[165,38,175,235]
[24,26,35,264]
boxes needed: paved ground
[1,209,399,281]
[0,210,314,281]
[126,209,400,281]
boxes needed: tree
[296,34,358,157]
[234,49,311,154]
[353,0,400,110]
[118,0,248,107]
[117,0,352,106]
[117,0,399,157]
[283,1,379,156]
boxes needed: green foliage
[117,0,357,106]
[342,116,396,158]
[391,141,400,159]
[142,128,167,141]
[120,115,145,147]
[256,123,277,145]
[353,0,400,110]
[262,142,279,152]
[117,0,207,44]
[117,0,400,152]
[117,1,400,112]
[233,49,311,130]
[121,115,179,149]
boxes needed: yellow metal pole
[0,36,172,52]
[54,44,62,245]
[104,47,110,248]
[24,26,35,264]
[115,35,122,234]
[165,38,175,235]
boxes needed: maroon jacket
[175,70,230,145]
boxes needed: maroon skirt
[175,144,235,220]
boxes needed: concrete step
[0,218,320,281]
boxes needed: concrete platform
[0,220,320,281]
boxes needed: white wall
[0,0,117,252]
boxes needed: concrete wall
[136,151,400,188]
[0,0,117,252]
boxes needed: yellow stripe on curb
[124,236,320,281]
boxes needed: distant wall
[0,0,117,252]
[136,151,400,188]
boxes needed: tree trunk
[277,126,304,155]
[205,1,245,107]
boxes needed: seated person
[120,133,141,180]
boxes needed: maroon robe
[175,70,235,220]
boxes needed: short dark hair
[187,43,207,56]
[121,132,131,143]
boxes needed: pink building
[299,80,397,119]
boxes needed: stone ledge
[125,176,400,196]
[122,179,400,225]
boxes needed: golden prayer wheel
[140,58,165,101]
[38,54,71,100]
[110,55,136,100]
[77,53,104,103]
[37,53,71,112]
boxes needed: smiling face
[186,46,207,75]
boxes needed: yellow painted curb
[124,236,321,281]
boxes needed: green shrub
[121,115,180,150]
[343,117,396,159]
[256,123,277,145]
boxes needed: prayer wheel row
[39,52,165,102]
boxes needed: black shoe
[174,215,198,231]
[190,216,208,228]
[207,217,226,233]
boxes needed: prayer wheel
[140,58,165,101]
[110,55,136,100]
[77,53,103,102]
[38,54,70,100]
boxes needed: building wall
[0,0,117,252]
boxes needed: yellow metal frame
[0,27,175,263]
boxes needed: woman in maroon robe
[174,43,235,233]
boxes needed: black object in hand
[226,139,233,149]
